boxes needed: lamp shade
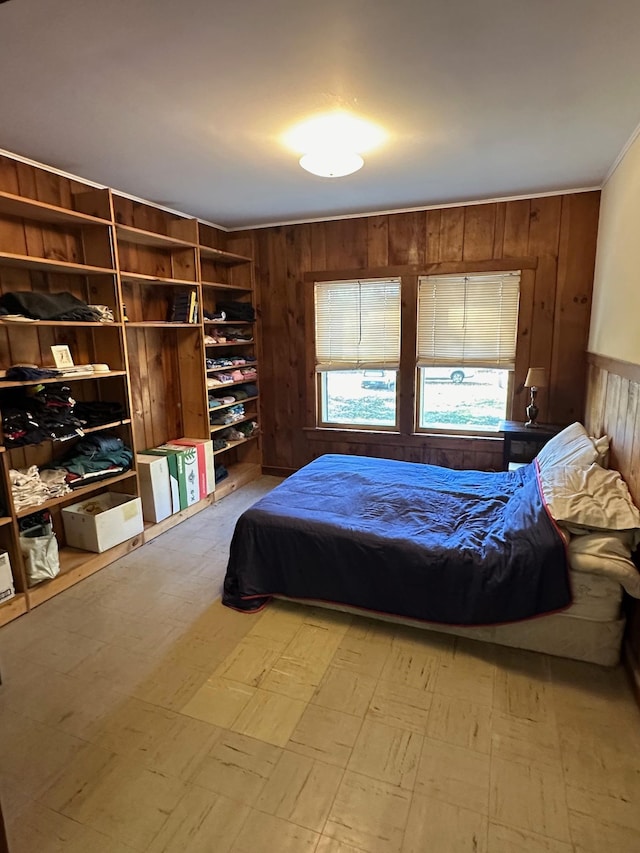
[524,367,548,388]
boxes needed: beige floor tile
[283,622,347,670]
[494,648,555,723]
[433,652,494,707]
[402,795,487,853]
[255,749,343,832]
[141,713,222,781]
[68,642,157,695]
[348,719,422,790]
[489,756,570,842]
[42,748,186,850]
[261,653,330,702]
[392,624,456,658]
[15,626,105,674]
[0,710,87,800]
[379,644,438,691]
[6,800,137,853]
[247,601,306,644]
[569,809,640,853]
[316,838,371,853]
[230,810,319,852]
[346,616,396,644]
[189,731,281,806]
[89,697,176,757]
[180,676,256,728]
[214,635,286,687]
[132,659,210,712]
[166,632,241,672]
[325,770,412,853]
[415,736,490,814]
[566,785,640,833]
[366,681,432,734]
[312,666,377,717]
[559,726,640,797]
[288,704,363,767]
[146,787,248,853]
[231,689,307,746]
[491,711,562,772]
[331,635,392,679]
[487,822,573,852]
[426,693,491,753]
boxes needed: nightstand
[498,420,564,471]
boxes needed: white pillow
[536,422,600,473]
[541,462,640,531]
[568,531,640,598]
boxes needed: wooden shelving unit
[0,153,261,627]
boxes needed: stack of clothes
[48,435,133,489]
[216,301,255,322]
[210,403,245,427]
[10,467,70,511]
[2,385,83,447]
[0,291,112,322]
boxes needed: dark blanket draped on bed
[222,454,571,625]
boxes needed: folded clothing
[73,400,126,428]
[0,291,103,322]
[46,434,133,487]
[10,466,70,511]
[5,365,61,381]
[216,301,255,322]
[2,384,84,447]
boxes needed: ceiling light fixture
[299,150,364,178]
[284,111,386,179]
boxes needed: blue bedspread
[222,454,571,625]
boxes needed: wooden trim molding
[588,351,640,384]
[304,257,538,283]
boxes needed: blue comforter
[222,454,571,625]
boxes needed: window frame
[304,262,536,438]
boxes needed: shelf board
[116,224,197,250]
[0,251,115,276]
[198,246,251,264]
[0,319,120,328]
[83,419,132,434]
[208,395,258,414]
[214,462,261,500]
[2,420,131,452]
[212,433,259,456]
[206,375,258,389]
[27,536,144,608]
[203,319,252,325]
[205,336,255,342]
[125,321,200,329]
[0,189,112,227]
[0,370,127,389]
[0,516,13,527]
[120,271,199,287]
[210,413,258,434]
[15,470,137,518]
[201,280,252,292]
[0,593,28,628]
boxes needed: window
[417,272,520,431]
[314,278,400,428]
[311,270,520,433]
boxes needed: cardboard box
[62,493,143,553]
[172,437,215,496]
[136,454,173,522]
[144,448,184,511]
[0,550,15,603]
[160,444,199,507]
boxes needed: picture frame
[50,345,74,370]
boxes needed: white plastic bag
[20,531,60,586]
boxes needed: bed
[223,424,640,665]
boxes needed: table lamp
[524,367,547,427]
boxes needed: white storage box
[62,492,143,553]
[137,454,173,522]
[0,550,15,603]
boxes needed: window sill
[304,427,501,446]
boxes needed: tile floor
[0,476,639,852]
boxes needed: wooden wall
[237,192,601,473]
[584,353,640,688]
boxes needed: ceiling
[1,0,640,229]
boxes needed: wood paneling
[584,353,640,695]
[236,191,600,473]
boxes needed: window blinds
[417,272,520,368]
[314,278,401,370]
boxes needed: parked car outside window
[422,367,473,384]
[361,370,395,390]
